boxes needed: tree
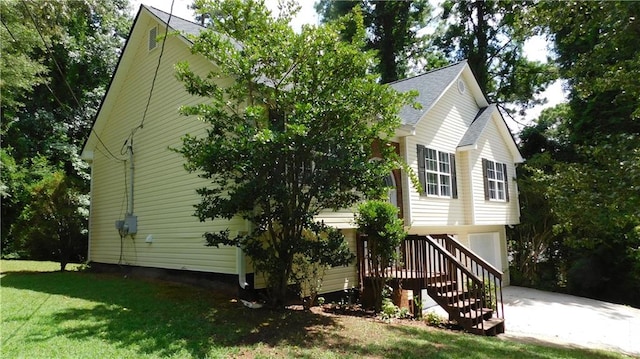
[510,1,640,306]
[548,137,640,305]
[176,0,413,306]
[433,0,556,112]
[2,0,130,162]
[509,104,572,288]
[10,170,89,271]
[355,200,406,312]
[0,0,131,264]
[0,0,48,114]
[531,1,640,143]
[316,0,436,83]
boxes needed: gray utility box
[115,215,138,235]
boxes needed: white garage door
[468,232,501,271]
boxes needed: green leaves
[433,0,557,110]
[177,0,410,306]
[532,1,640,140]
[354,200,406,311]
[316,0,433,83]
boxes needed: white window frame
[420,147,456,198]
[483,159,508,201]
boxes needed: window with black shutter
[482,158,509,202]
[416,144,457,198]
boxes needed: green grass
[0,259,83,273]
[0,260,631,358]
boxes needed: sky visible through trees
[129,0,566,134]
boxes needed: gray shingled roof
[144,6,491,143]
[458,104,496,148]
[145,6,204,38]
[389,61,467,126]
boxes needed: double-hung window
[482,159,509,201]
[417,145,457,198]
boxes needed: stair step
[468,317,505,336]
[452,298,481,311]
[426,280,457,291]
[459,308,493,320]
[432,290,474,304]
[427,280,456,288]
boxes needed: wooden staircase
[358,234,505,336]
[419,234,505,336]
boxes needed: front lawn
[0,260,629,358]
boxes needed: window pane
[497,181,505,200]
[384,174,394,187]
[426,148,438,171]
[427,173,438,195]
[489,181,496,199]
[496,164,504,181]
[487,160,496,180]
[440,174,451,197]
[439,152,450,173]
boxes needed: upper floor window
[417,145,457,198]
[482,159,509,202]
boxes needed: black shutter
[482,158,490,200]
[417,144,425,194]
[450,153,458,199]
[503,163,510,202]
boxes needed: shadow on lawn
[0,270,349,357]
[2,271,625,359]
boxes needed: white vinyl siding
[253,229,358,294]
[319,229,358,293]
[403,73,520,228]
[405,75,477,226]
[315,208,356,229]
[87,15,243,274]
[470,112,520,225]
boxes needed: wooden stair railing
[358,234,505,335]
[420,234,505,335]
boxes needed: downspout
[237,246,248,289]
[237,221,250,289]
[86,152,94,263]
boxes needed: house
[81,6,523,333]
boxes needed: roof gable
[390,61,488,128]
[82,6,203,159]
[458,104,495,149]
[458,104,524,163]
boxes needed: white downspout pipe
[237,221,250,289]
[86,153,94,263]
[237,246,248,289]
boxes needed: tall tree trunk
[469,0,489,93]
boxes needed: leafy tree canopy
[1,0,131,265]
[531,1,640,143]
[433,0,557,112]
[315,0,437,83]
[177,0,414,305]
[512,1,640,306]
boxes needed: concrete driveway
[501,286,640,356]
